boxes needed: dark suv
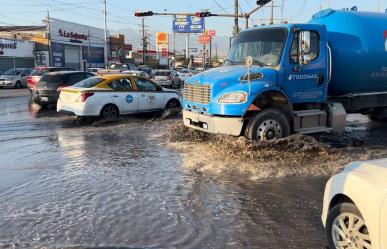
[34,71,94,105]
[28,67,76,91]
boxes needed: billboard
[172,15,205,33]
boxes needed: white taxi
[57,74,182,119]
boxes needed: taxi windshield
[225,28,287,67]
[73,77,104,88]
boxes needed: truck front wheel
[244,108,290,142]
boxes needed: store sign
[205,30,216,37]
[50,18,104,47]
[58,29,88,42]
[0,39,34,57]
[198,35,211,44]
[156,32,168,45]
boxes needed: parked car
[122,70,149,78]
[0,68,33,88]
[137,66,153,78]
[87,68,103,75]
[28,67,76,91]
[33,71,94,106]
[153,70,181,89]
[109,63,137,72]
[57,74,182,119]
[322,159,387,249]
[176,69,192,82]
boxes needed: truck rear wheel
[368,108,387,121]
[244,108,290,142]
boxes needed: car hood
[185,65,278,97]
[0,75,15,79]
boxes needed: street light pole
[103,0,108,69]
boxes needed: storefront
[0,39,35,71]
[49,18,105,70]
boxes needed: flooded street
[1,94,387,248]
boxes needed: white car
[0,68,32,88]
[176,69,192,82]
[122,70,149,78]
[322,159,387,249]
[57,74,182,119]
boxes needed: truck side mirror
[299,31,311,65]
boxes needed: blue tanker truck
[182,9,387,141]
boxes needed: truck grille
[184,83,211,104]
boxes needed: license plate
[40,97,48,102]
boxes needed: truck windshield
[225,28,287,67]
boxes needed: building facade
[0,38,35,71]
[49,18,105,70]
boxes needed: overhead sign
[198,35,211,45]
[0,39,34,57]
[156,32,168,45]
[172,15,205,33]
[205,30,216,37]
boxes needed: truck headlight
[218,92,247,103]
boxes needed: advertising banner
[0,39,34,58]
[172,15,205,33]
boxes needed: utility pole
[233,0,239,36]
[377,0,380,12]
[185,33,189,59]
[46,11,52,67]
[270,0,274,24]
[103,0,108,68]
[141,18,147,65]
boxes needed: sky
[0,0,386,53]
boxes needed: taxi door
[134,78,165,111]
[108,78,139,113]
[381,194,387,248]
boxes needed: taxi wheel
[166,99,181,109]
[100,104,119,120]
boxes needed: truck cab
[183,23,346,141]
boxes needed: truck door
[282,26,328,104]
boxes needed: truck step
[295,126,333,134]
[294,109,326,117]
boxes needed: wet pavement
[1,95,387,248]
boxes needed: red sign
[205,30,216,37]
[137,49,157,55]
[58,29,88,41]
[161,47,168,57]
[124,44,132,51]
[198,35,211,44]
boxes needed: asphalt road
[0,94,341,248]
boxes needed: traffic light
[195,12,211,17]
[134,11,154,17]
[256,0,271,6]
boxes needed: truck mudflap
[183,110,244,136]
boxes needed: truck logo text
[288,74,319,81]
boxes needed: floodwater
[1,96,386,248]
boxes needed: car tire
[100,104,119,120]
[326,202,371,249]
[15,81,21,89]
[244,108,290,141]
[166,99,181,109]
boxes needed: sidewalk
[0,89,30,99]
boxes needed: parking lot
[1,90,387,248]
